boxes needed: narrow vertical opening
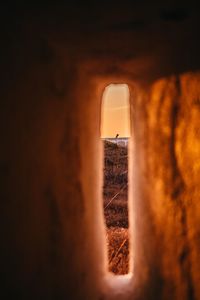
[101,83,131,275]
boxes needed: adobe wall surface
[0,2,199,300]
[131,73,200,300]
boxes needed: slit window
[101,84,131,275]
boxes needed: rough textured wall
[132,73,200,300]
[0,40,103,298]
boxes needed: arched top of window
[101,84,130,139]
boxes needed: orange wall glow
[101,84,130,138]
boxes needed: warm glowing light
[101,84,130,138]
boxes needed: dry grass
[104,192,128,228]
[106,227,129,274]
[103,140,129,275]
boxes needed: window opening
[101,84,131,275]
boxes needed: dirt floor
[103,140,129,275]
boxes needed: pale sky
[101,84,130,138]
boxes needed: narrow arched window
[101,84,131,275]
